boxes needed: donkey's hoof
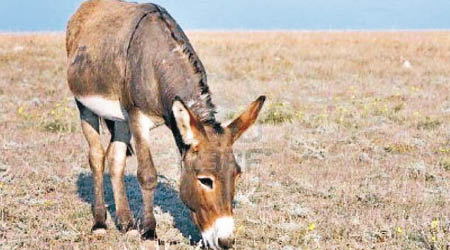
[92,222,107,238]
[141,228,157,240]
[118,220,136,233]
[92,222,107,232]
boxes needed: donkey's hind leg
[105,120,135,232]
[76,100,107,232]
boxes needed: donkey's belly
[76,95,128,121]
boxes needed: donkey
[66,0,265,249]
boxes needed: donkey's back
[66,0,160,120]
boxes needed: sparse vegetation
[42,99,78,133]
[384,143,416,154]
[440,158,450,171]
[0,32,449,249]
[261,102,301,124]
[417,116,442,130]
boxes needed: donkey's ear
[227,96,266,142]
[172,97,207,147]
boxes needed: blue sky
[0,0,449,31]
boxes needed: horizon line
[1,28,450,34]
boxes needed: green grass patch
[439,158,450,171]
[261,102,302,124]
[417,117,441,130]
[42,99,78,133]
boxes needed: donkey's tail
[103,118,135,157]
[125,143,134,156]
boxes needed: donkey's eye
[198,177,214,189]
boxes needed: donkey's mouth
[201,216,235,250]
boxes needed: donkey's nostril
[218,237,235,249]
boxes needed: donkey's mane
[154,6,222,132]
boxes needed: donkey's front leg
[129,110,158,240]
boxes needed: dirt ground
[0,31,449,249]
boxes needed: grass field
[0,31,449,249]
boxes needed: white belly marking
[76,95,128,121]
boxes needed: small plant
[384,143,415,153]
[439,158,450,171]
[42,99,78,133]
[261,102,301,124]
[393,103,404,113]
[438,147,450,154]
[17,105,33,120]
[417,117,441,130]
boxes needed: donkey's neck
[156,63,216,153]
[155,54,217,125]
[147,7,222,152]
[151,11,218,126]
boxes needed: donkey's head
[172,96,265,249]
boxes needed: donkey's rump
[66,0,158,100]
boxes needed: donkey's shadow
[76,173,201,243]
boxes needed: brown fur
[67,0,265,247]
[67,0,157,99]
[67,0,215,122]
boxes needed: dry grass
[0,31,449,249]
